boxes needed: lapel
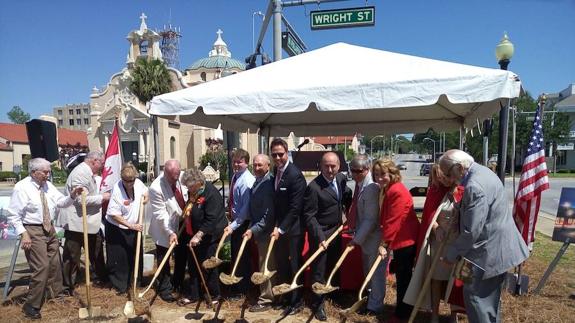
[252,173,270,195]
[275,164,289,191]
[160,175,182,214]
[319,175,338,202]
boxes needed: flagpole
[115,117,124,165]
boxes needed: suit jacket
[274,162,307,236]
[303,173,350,242]
[248,173,275,240]
[445,163,529,279]
[189,181,227,243]
[351,175,381,254]
[148,172,188,248]
[59,162,103,234]
[380,181,420,250]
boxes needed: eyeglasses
[350,168,364,174]
[271,153,285,158]
[123,179,136,183]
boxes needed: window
[76,109,81,115]
[69,109,74,115]
[170,136,176,159]
[57,110,63,116]
[69,119,74,126]
[83,108,89,114]
[84,118,89,125]
[58,120,63,126]
[76,119,81,125]
[139,40,149,56]
[557,150,567,166]
[201,72,206,81]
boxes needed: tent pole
[152,115,160,177]
[459,125,464,150]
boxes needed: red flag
[100,121,122,193]
[513,101,550,249]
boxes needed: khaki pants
[23,225,63,309]
[255,237,274,305]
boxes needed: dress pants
[362,248,388,313]
[62,230,107,290]
[188,234,221,301]
[105,221,142,293]
[155,244,174,296]
[463,271,506,323]
[275,233,304,307]
[172,227,192,294]
[254,236,274,305]
[230,222,251,296]
[23,225,63,310]
[393,244,416,319]
[310,229,341,308]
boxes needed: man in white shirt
[7,158,83,320]
[223,148,255,298]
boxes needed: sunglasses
[271,152,285,158]
[350,168,364,174]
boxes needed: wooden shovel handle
[214,229,229,259]
[230,235,249,276]
[359,254,382,300]
[326,244,355,285]
[292,225,344,283]
[263,235,277,271]
[132,198,145,296]
[81,191,92,310]
[189,244,212,305]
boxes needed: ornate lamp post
[495,32,514,183]
[423,137,436,162]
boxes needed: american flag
[513,100,550,248]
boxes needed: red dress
[380,181,420,250]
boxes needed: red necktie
[172,184,192,235]
[347,183,360,230]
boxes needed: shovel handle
[189,244,212,305]
[263,235,277,271]
[214,229,229,259]
[292,225,344,284]
[359,254,382,300]
[133,198,145,297]
[230,235,249,276]
[81,191,92,311]
[326,244,354,285]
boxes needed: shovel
[220,235,250,285]
[79,191,101,319]
[123,198,146,318]
[189,242,215,309]
[272,225,343,296]
[138,225,185,299]
[202,230,229,269]
[340,254,382,318]
[251,235,277,285]
[312,244,355,295]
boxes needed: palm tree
[129,58,172,104]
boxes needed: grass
[547,172,575,178]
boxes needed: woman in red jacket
[374,159,420,321]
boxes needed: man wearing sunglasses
[269,138,307,316]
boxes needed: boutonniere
[123,200,131,206]
[196,196,206,206]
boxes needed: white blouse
[105,179,148,229]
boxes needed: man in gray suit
[347,154,387,315]
[61,151,110,291]
[243,154,275,313]
[439,149,529,323]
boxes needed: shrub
[199,149,228,180]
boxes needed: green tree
[128,58,172,103]
[7,105,31,124]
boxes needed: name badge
[280,187,287,191]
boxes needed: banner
[552,187,575,242]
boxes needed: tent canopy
[150,43,521,136]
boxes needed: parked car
[420,163,433,176]
[397,163,407,170]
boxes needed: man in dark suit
[303,151,350,321]
[269,138,307,316]
[243,154,276,313]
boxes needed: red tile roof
[0,123,88,147]
[312,136,355,145]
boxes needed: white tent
[149,42,521,136]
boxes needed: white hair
[86,151,104,161]
[28,158,51,172]
[439,149,475,170]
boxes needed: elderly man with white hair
[438,149,529,323]
[7,158,83,320]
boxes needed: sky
[1,0,574,123]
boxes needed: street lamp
[423,137,436,162]
[495,32,514,184]
[370,135,385,159]
[252,11,264,50]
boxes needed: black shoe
[227,294,243,302]
[22,304,41,320]
[249,303,271,313]
[314,306,327,321]
[160,292,177,303]
[272,302,286,310]
[282,304,303,316]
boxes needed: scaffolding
[159,24,181,70]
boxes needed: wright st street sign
[310,6,375,30]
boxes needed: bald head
[253,154,271,178]
[321,151,340,181]
[164,159,181,184]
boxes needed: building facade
[53,103,91,131]
[546,83,575,170]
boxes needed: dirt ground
[2,233,574,322]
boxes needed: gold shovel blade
[311,282,338,295]
[79,306,102,319]
[123,301,135,318]
[219,273,242,285]
[202,257,223,269]
[272,283,302,296]
[339,297,367,318]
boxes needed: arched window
[170,136,176,159]
[200,72,206,81]
[139,40,149,56]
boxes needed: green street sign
[282,32,305,57]
[310,6,375,30]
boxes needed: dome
[187,56,245,71]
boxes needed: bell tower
[126,13,163,66]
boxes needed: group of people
[7,142,529,323]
